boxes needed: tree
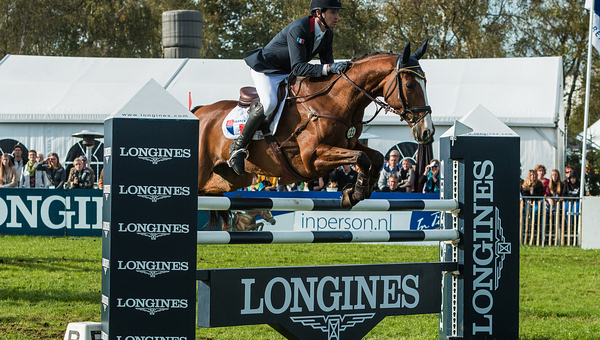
[378,0,515,58]
[512,0,591,128]
[0,0,200,59]
[198,0,383,59]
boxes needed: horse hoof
[341,184,360,208]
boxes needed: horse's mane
[350,51,395,63]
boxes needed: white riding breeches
[250,69,288,117]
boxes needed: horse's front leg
[309,145,373,208]
[352,141,385,198]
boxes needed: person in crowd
[247,174,260,191]
[535,164,549,196]
[377,150,401,191]
[228,0,346,175]
[419,159,440,194]
[36,153,44,164]
[98,168,104,189]
[37,152,66,188]
[521,169,544,198]
[545,169,565,208]
[330,164,358,191]
[20,149,47,188]
[67,157,93,189]
[257,175,278,191]
[398,157,415,193]
[80,155,95,184]
[68,155,95,187]
[564,170,580,197]
[11,144,25,185]
[565,165,575,179]
[381,174,404,192]
[305,175,330,191]
[0,153,18,187]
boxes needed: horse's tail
[191,105,205,114]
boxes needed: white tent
[577,118,600,150]
[0,54,564,175]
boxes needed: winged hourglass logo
[290,313,376,340]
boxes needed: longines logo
[102,258,109,274]
[291,313,376,340]
[120,147,191,164]
[472,160,513,335]
[102,294,109,311]
[117,222,190,240]
[118,185,191,202]
[117,260,189,278]
[104,147,111,163]
[116,298,188,315]
[103,185,110,200]
[240,275,420,315]
[102,221,111,237]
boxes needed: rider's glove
[329,61,347,74]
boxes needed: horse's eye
[405,82,415,90]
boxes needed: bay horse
[222,210,276,231]
[193,41,433,213]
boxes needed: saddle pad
[222,88,287,140]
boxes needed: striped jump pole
[197,196,459,212]
[197,229,460,244]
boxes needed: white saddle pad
[222,89,287,140]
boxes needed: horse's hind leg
[200,164,254,195]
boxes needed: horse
[222,210,276,231]
[193,41,433,216]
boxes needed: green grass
[0,236,599,339]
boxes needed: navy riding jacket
[244,16,334,78]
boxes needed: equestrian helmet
[310,0,344,15]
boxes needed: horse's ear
[401,42,411,66]
[412,39,429,60]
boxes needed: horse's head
[383,41,434,144]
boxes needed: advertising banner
[198,262,455,340]
[101,80,199,340]
[0,188,102,236]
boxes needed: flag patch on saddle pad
[225,119,246,135]
[297,37,305,44]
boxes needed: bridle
[281,55,432,149]
[340,58,432,128]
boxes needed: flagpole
[581,0,595,199]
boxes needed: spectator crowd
[520,164,580,207]
[243,150,441,194]
[0,144,97,189]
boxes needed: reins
[280,58,432,149]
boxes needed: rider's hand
[329,61,347,74]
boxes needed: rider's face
[320,9,339,29]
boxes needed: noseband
[340,61,431,127]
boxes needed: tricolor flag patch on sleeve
[297,37,305,44]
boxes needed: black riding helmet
[310,0,344,30]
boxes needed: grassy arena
[0,236,599,339]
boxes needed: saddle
[237,83,287,127]
[235,80,313,184]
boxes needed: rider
[228,0,348,175]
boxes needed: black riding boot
[228,102,266,175]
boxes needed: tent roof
[577,119,600,150]
[0,54,186,123]
[0,54,563,127]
